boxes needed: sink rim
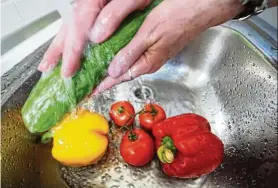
[223,17,277,67]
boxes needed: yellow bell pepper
[51,109,109,167]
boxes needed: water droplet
[220,163,225,169]
[101,173,111,183]
[127,183,135,188]
[114,167,121,173]
[131,171,139,181]
[264,138,268,145]
[242,168,247,175]
[119,175,124,180]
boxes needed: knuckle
[137,0,152,9]
[149,66,159,74]
[141,54,153,73]
[90,0,106,9]
[99,10,115,25]
[143,24,160,47]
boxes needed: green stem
[121,108,145,127]
[150,104,157,116]
[128,131,138,141]
[157,146,174,164]
[157,136,176,164]
[117,106,124,114]
[134,108,145,116]
[41,130,54,144]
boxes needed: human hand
[38,0,152,77]
[93,0,243,94]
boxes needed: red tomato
[120,129,154,166]
[139,103,166,131]
[109,101,135,127]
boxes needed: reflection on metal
[224,17,277,66]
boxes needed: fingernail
[91,88,99,96]
[92,84,103,96]
[108,55,125,78]
[61,62,72,78]
[90,22,106,43]
[38,60,49,71]
[61,69,71,78]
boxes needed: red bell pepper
[152,113,224,178]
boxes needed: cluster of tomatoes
[109,101,166,167]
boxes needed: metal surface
[1,20,277,188]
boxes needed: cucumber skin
[21,0,163,134]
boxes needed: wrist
[176,0,244,34]
[207,0,244,26]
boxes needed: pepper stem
[157,136,176,164]
[157,146,174,164]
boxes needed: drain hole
[134,87,153,100]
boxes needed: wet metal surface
[1,23,277,188]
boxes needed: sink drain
[133,86,154,101]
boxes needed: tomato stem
[150,104,158,116]
[133,108,145,116]
[128,131,138,141]
[140,104,157,116]
[117,106,125,114]
[122,108,145,127]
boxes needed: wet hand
[93,0,242,94]
[38,0,151,77]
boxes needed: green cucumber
[22,0,163,134]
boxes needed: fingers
[90,0,151,43]
[104,0,164,79]
[107,15,161,78]
[38,25,66,72]
[92,0,171,95]
[93,51,164,95]
[61,0,106,77]
[61,22,86,77]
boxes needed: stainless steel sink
[1,17,277,188]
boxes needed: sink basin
[1,18,277,188]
